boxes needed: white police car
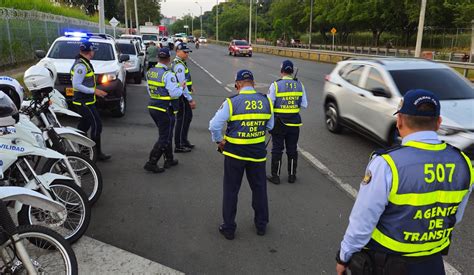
[35,32,130,117]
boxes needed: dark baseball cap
[394,89,440,117]
[281,60,294,73]
[235,69,254,81]
[79,41,98,52]
[176,43,192,53]
[158,48,171,58]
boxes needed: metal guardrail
[211,40,474,78]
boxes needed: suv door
[356,67,398,141]
[338,63,367,125]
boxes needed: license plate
[242,50,248,53]
[65,88,74,96]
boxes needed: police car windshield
[48,41,114,61]
[390,69,474,100]
[142,35,158,41]
[235,40,249,46]
[117,43,136,55]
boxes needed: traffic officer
[71,41,110,161]
[336,90,473,275]
[144,48,184,173]
[266,60,307,184]
[172,43,196,153]
[209,69,274,240]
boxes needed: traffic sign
[330,28,337,34]
[184,25,189,29]
[109,17,119,28]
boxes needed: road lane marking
[189,53,461,274]
[298,147,461,275]
[225,87,232,93]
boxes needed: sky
[161,0,218,18]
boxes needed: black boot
[163,144,178,168]
[144,149,165,173]
[288,155,297,183]
[94,136,111,161]
[266,156,281,185]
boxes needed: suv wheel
[325,101,342,133]
[112,95,126,118]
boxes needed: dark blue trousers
[76,104,102,140]
[222,156,268,233]
[407,254,445,275]
[271,125,300,159]
[174,95,193,147]
[149,108,175,151]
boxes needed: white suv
[323,58,474,157]
[35,32,129,117]
[116,38,145,84]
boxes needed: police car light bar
[64,32,91,38]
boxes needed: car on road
[323,58,474,156]
[198,36,207,44]
[120,34,146,52]
[228,40,252,57]
[159,37,174,49]
[173,33,188,43]
[35,32,129,117]
[141,33,159,47]
[116,38,145,84]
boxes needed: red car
[228,40,253,57]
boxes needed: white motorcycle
[22,89,103,204]
[0,120,91,244]
[0,186,78,274]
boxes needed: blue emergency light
[64,31,91,38]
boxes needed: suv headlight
[437,125,465,136]
[32,132,46,149]
[100,72,117,84]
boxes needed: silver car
[323,58,474,157]
[116,39,145,84]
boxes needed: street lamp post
[189,10,194,35]
[195,2,203,37]
[134,0,139,34]
[124,0,128,32]
[309,0,313,47]
[216,0,219,41]
[99,0,105,33]
[254,0,257,44]
[415,0,427,58]
[248,0,252,43]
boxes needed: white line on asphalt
[225,87,232,93]
[298,147,460,275]
[190,53,461,274]
[269,73,280,78]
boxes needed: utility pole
[248,0,252,43]
[254,0,257,43]
[470,20,474,62]
[134,0,139,34]
[414,0,427,58]
[195,2,203,37]
[124,0,128,32]
[130,9,133,34]
[99,0,105,33]
[216,0,219,41]
[309,0,313,47]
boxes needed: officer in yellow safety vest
[71,41,110,161]
[209,69,274,240]
[267,60,308,184]
[336,89,473,275]
[144,48,184,173]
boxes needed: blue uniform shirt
[72,63,94,94]
[209,86,275,142]
[172,59,193,101]
[267,76,308,108]
[339,131,473,262]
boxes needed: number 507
[424,163,456,183]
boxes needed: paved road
[82,43,472,274]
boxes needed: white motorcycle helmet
[0,90,19,127]
[0,76,24,110]
[37,59,57,84]
[24,65,55,99]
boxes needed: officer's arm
[455,161,473,224]
[339,156,392,262]
[209,101,230,142]
[266,97,274,131]
[165,73,183,98]
[173,64,193,101]
[71,64,94,94]
[267,83,276,104]
[301,83,308,109]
